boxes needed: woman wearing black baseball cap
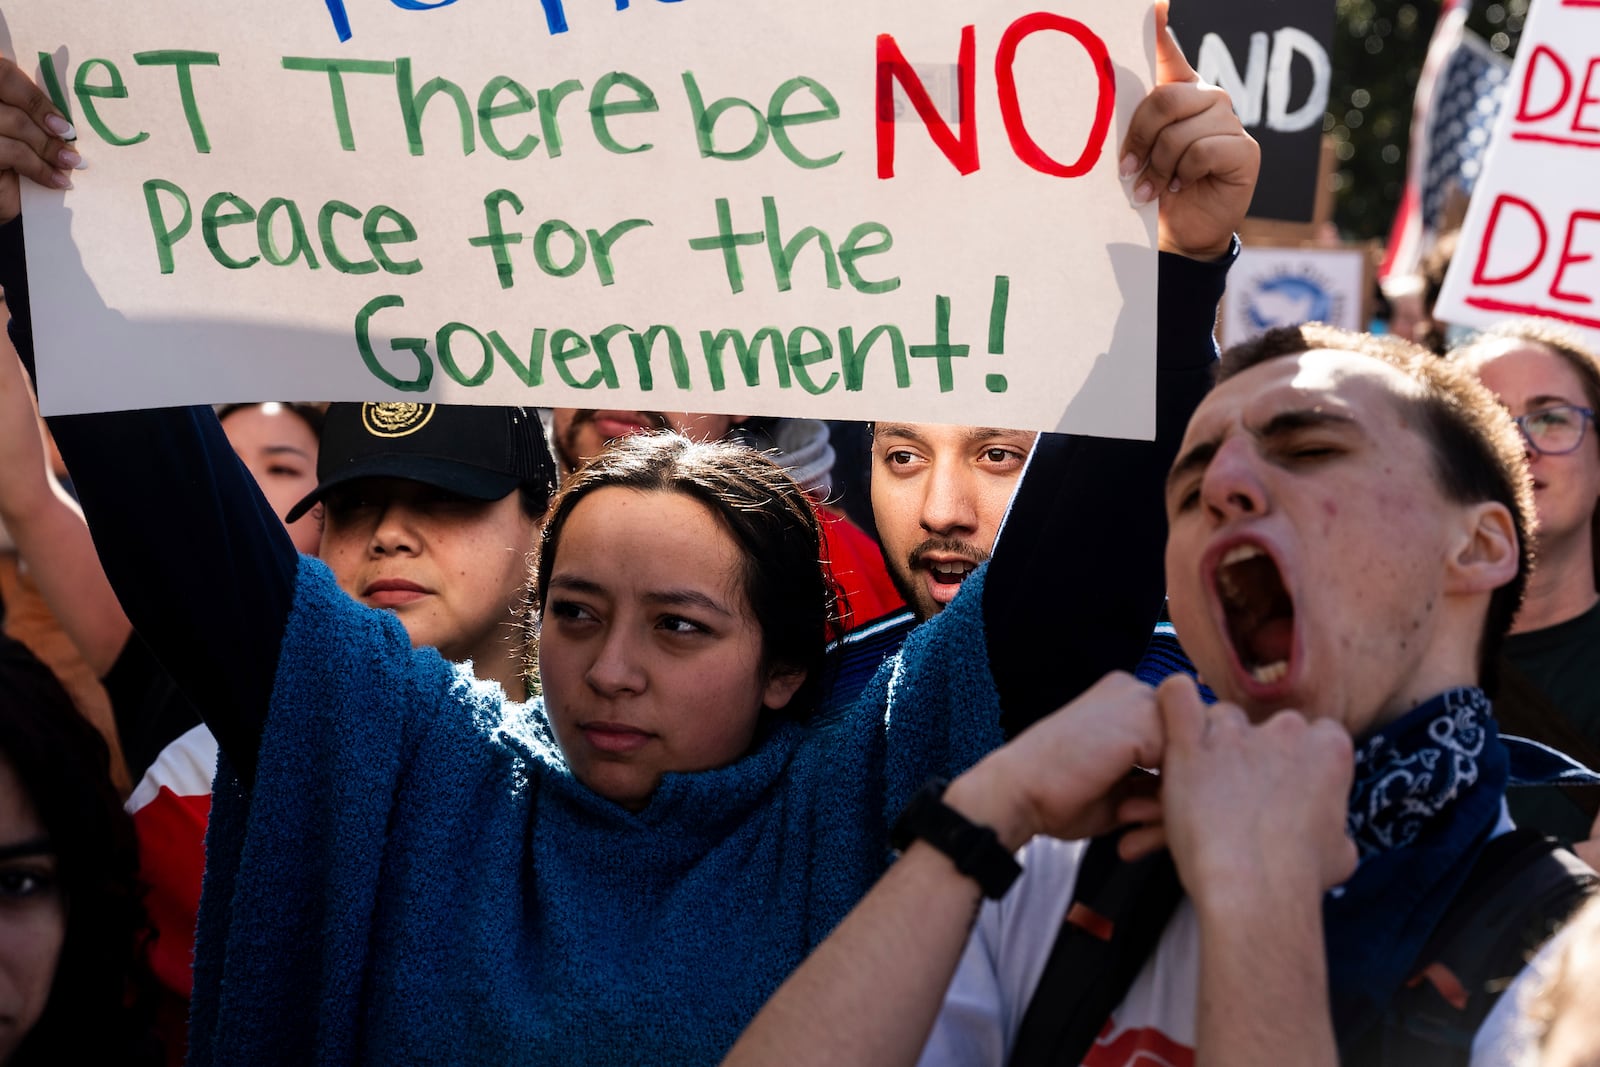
[284,400,556,698]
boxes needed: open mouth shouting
[1212,542,1296,692]
[909,540,990,607]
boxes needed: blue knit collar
[495,702,808,839]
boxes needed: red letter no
[996,13,1115,178]
[876,27,979,179]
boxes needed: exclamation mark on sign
[985,275,1010,393]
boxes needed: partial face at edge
[537,488,804,811]
[220,403,322,555]
[0,752,65,1065]
[1163,349,1490,736]
[870,423,1036,621]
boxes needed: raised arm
[0,58,293,781]
[0,320,131,674]
[983,3,1257,736]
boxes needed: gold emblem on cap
[362,402,436,438]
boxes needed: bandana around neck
[1325,687,1508,1045]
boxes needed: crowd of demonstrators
[0,634,163,1066]
[725,323,1596,1067]
[0,2,1255,1062]
[8,4,1600,1067]
[550,407,905,625]
[1448,323,1600,859]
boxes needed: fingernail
[1132,181,1154,206]
[44,115,75,140]
[1169,177,1182,193]
[50,169,73,190]
[58,148,84,170]
[1119,153,1140,179]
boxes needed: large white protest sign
[5,0,1159,435]
[1435,0,1600,348]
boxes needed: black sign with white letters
[1168,0,1336,222]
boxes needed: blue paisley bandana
[1325,687,1508,1045]
[1346,687,1495,860]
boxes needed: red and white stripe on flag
[1380,0,1473,292]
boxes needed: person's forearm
[984,249,1227,735]
[3,481,131,674]
[1193,887,1337,1067]
[0,331,132,673]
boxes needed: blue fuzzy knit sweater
[188,556,1004,1067]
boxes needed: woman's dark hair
[216,401,327,442]
[0,637,163,1067]
[530,433,842,720]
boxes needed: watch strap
[891,778,1022,899]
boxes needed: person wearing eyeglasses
[1452,321,1600,858]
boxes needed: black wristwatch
[891,778,1022,899]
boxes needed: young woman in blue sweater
[0,9,1255,1059]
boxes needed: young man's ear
[1445,501,1520,595]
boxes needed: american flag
[1379,0,1512,288]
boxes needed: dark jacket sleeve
[984,247,1230,738]
[2,217,292,783]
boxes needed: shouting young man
[724,324,1596,1067]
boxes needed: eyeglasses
[1512,404,1596,456]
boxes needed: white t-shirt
[917,836,1200,1067]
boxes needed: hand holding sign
[0,56,80,225]
[1123,0,1259,261]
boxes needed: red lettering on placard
[1518,46,1572,123]
[1472,194,1550,287]
[875,27,978,178]
[1552,210,1600,303]
[1575,59,1600,132]
[994,13,1114,178]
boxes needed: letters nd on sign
[1168,0,1334,223]
[11,0,1157,436]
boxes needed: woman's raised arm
[982,8,1256,734]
